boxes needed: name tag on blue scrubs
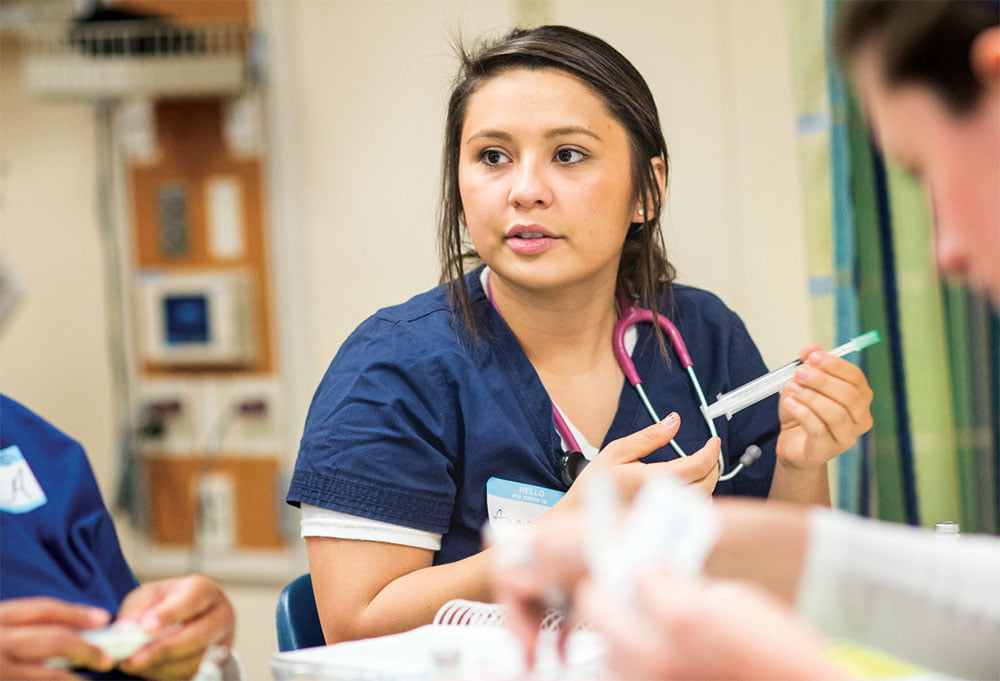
[486,477,563,531]
[0,445,48,514]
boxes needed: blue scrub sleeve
[288,316,461,534]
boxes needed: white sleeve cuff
[300,504,442,551]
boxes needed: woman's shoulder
[666,283,740,323]
[336,276,486,368]
[369,282,453,325]
[661,282,759,349]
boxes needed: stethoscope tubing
[613,298,737,481]
[484,272,748,483]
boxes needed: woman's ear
[971,26,1000,92]
[632,156,667,222]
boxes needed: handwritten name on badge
[0,445,48,513]
[486,477,564,531]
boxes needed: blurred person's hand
[116,575,235,680]
[0,597,115,680]
[575,565,853,681]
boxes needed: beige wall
[0,37,118,490]
[1,1,809,677]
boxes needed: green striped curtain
[847,94,910,523]
[883,169,961,527]
[787,0,999,533]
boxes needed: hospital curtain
[786,0,1000,532]
[785,0,864,512]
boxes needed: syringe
[701,330,881,421]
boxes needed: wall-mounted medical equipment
[137,269,256,367]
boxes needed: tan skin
[308,67,872,644]
[0,575,234,681]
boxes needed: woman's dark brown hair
[437,25,675,342]
[834,0,1000,115]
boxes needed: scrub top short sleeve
[289,311,462,534]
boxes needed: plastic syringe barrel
[701,361,799,421]
[701,330,881,421]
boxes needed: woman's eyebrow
[545,126,602,141]
[465,126,602,144]
[466,129,511,144]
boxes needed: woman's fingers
[777,347,875,468]
[595,413,681,466]
[787,354,873,428]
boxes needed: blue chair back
[276,573,326,651]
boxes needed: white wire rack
[23,21,252,99]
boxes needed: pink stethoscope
[486,272,761,486]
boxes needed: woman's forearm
[358,548,496,637]
[309,536,495,644]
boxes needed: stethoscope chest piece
[560,450,589,487]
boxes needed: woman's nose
[508,158,553,209]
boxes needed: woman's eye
[481,149,510,166]
[555,148,585,163]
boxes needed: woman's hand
[560,413,721,508]
[115,575,235,681]
[776,345,874,471]
[0,597,114,680]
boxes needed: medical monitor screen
[163,295,211,345]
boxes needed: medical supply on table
[270,599,607,680]
[934,521,961,542]
[701,330,882,422]
[485,272,762,484]
[585,470,720,608]
[80,622,152,661]
[47,622,152,669]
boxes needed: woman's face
[457,67,650,298]
[853,49,1000,307]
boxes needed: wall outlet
[218,378,282,454]
[195,472,236,553]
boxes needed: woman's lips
[505,225,560,255]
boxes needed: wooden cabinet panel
[144,455,285,549]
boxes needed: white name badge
[0,445,48,514]
[486,477,564,531]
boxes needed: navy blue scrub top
[0,394,139,612]
[288,267,778,565]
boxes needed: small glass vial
[934,521,961,542]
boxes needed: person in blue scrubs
[0,395,238,681]
[287,25,874,644]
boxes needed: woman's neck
[485,269,618,371]
[486,268,625,448]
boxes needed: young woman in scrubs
[287,25,874,644]
[495,3,1000,679]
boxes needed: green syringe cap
[855,329,882,350]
